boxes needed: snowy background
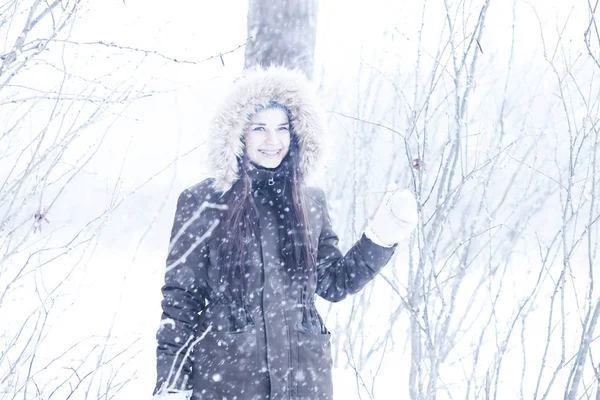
[2,0,600,399]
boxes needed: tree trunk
[244,0,318,79]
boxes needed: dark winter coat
[154,67,397,399]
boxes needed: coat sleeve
[154,189,208,394]
[315,189,397,302]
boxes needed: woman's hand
[366,188,418,247]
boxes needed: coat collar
[248,161,290,204]
[248,161,287,186]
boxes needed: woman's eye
[253,126,265,131]
[278,126,289,131]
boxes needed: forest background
[1,0,600,399]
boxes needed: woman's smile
[259,149,283,156]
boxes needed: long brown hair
[217,106,315,301]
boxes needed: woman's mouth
[259,149,281,156]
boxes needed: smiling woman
[152,66,418,400]
[244,106,292,169]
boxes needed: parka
[154,67,397,400]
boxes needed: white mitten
[366,188,418,247]
[152,390,192,400]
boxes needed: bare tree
[316,0,600,399]
[244,0,318,78]
[0,1,147,397]
[0,1,250,398]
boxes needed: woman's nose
[264,129,278,144]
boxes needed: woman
[153,67,418,400]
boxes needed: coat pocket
[295,331,334,399]
[193,330,260,398]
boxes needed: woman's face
[244,108,291,169]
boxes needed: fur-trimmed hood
[209,66,325,193]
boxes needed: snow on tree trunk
[244,0,318,79]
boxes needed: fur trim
[209,66,325,193]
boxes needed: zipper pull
[268,177,275,186]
